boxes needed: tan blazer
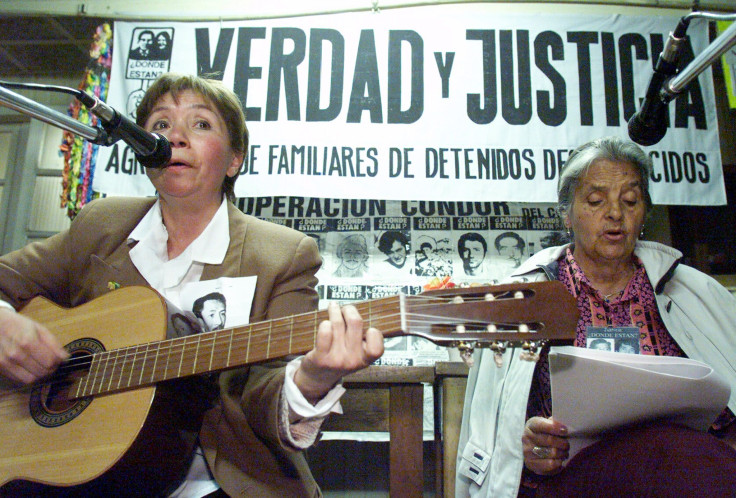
[0,197,324,497]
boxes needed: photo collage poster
[237,197,565,366]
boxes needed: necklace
[603,289,623,301]
[597,262,636,301]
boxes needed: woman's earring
[640,225,645,238]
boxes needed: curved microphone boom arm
[665,18,736,99]
[628,13,736,146]
[0,81,170,168]
[0,83,108,144]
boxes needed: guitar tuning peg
[493,351,504,368]
[520,340,542,362]
[490,341,508,368]
[456,342,475,367]
[520,351,539,362]
[490,341,507,354]
[527,340,547,354]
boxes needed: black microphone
[88,98,171,168]
[628,20,689,146]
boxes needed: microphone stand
[661,18,736,103]
[0,83,109,145]
[1,81,170,168]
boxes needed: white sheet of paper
[549,346,731,458]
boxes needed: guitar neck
[72,295,404,398]
[67,280,578,399]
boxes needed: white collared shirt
[128,198,229,306]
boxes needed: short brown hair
[136,73,248,202]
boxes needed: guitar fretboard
[72,295,404,398]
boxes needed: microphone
[88,98,171,168]
[628,20,689,146]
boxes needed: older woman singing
[456,136,736,497]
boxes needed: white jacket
[455,241,736,497]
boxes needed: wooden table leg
[434,361,470,498]
[441,376,468,498]
[389,383,424,498]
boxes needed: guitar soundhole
[29,337,104,428]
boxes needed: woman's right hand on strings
[522,416,570,475]
[0,309,68,384]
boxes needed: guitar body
[0,287,198,497]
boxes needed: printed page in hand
[549,346,731,458]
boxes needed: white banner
[94,5,726,205]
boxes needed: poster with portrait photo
[413,231,454,278]
[587,326,641,354]
[538,230,570,251]
[374,229,414,279]
[329,231,372,279]
[484,231,525,284]
[294,217,334,274]
[485,212,526,282]
[124,27,175,119]
[586,337,615,352]
[454,230,492,282]
[126,27,174,82]
[179,276,257,332]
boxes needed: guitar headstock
[396,281,578,358]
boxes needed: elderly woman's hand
[522,416,570,475]
[293,302,384,403]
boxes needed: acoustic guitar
[0,281,577,496]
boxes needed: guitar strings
[0,292,531,414]
[0,302,389,413]
[0,292,525,409]
[1,291,524,399]
[0,296,389,397]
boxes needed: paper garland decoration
[60,23,113,219]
